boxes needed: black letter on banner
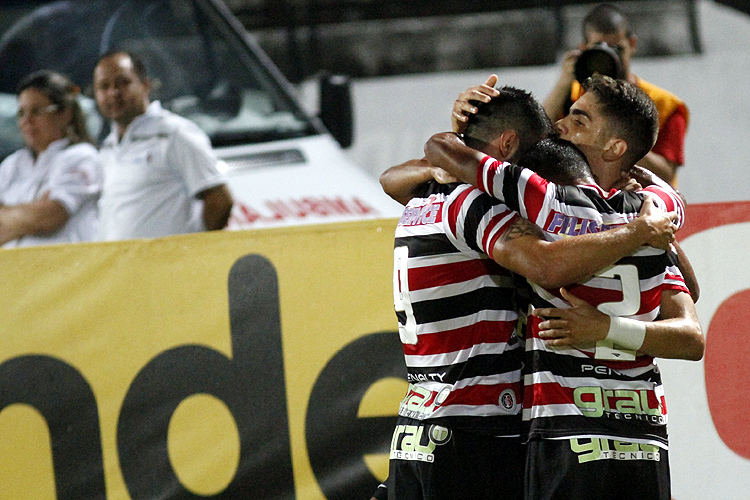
[306,331,404,500]
[117,254,294,499]
[0,355,106,499]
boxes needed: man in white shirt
[93,51,233,240]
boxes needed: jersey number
[393,246,417,344]
[594,264,641,360]
[595,264,641,316]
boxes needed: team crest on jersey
[499,389,517,411]
[399,196,443,226]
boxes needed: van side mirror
[319,73,353,149]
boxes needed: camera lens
[574,43,624,83]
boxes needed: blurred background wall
[228,0,703,81]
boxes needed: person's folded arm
[0,194,69,245]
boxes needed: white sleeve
[44,144,102,215]
[0,155,14,199]
[169,124,226,198]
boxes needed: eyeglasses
[16,104,61,120]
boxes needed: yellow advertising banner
[0,218,406,500]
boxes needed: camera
[574,42,625,83]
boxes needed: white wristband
[605,317,647,351]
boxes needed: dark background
[223,0,714,83]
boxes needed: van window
[0,0,318,160]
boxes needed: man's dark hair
[582,74,658,167]
[464,86,554,163]
[518,138,593,186]
[582,3,631,40]
[97,50,149,82]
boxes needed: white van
[0,0,402,229]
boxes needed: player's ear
[496,130,520,161]
[628,34,638,53]
[602,137,627,162]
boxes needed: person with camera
[543,3,689,187]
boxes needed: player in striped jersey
[425,75,703,500]
[385,86,679,500]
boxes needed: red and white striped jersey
[393,181,524,435]
[476,156,689,448]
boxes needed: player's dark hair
[464,86,554,163]
[17,70,93,144]
[518,138,594,185]
[582,3,631,40]
[582,74,658,167]
[97,50,149,82]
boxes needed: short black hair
[97,50,149,82]
[464,86,554,163]
[518,138,593,185]
[582,74,658,167]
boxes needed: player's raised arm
[424,132,487,188]
[491,196,677,289]
[451,74,499,133]
[379,158,458,206]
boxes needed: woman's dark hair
[17,70,93,144]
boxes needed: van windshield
[0,0,317,159]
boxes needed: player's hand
[630,164,687,208]
[533,288,609,346]
[612,170,642,192]
[451,75,499,133]
[635,196,677,250]
[431,167,458,184]
[628,165,661,188]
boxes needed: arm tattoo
[501,217,545,242]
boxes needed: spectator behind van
[94,51,233,241]
[0,70,101,248]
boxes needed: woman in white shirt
[0,70,101,248]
